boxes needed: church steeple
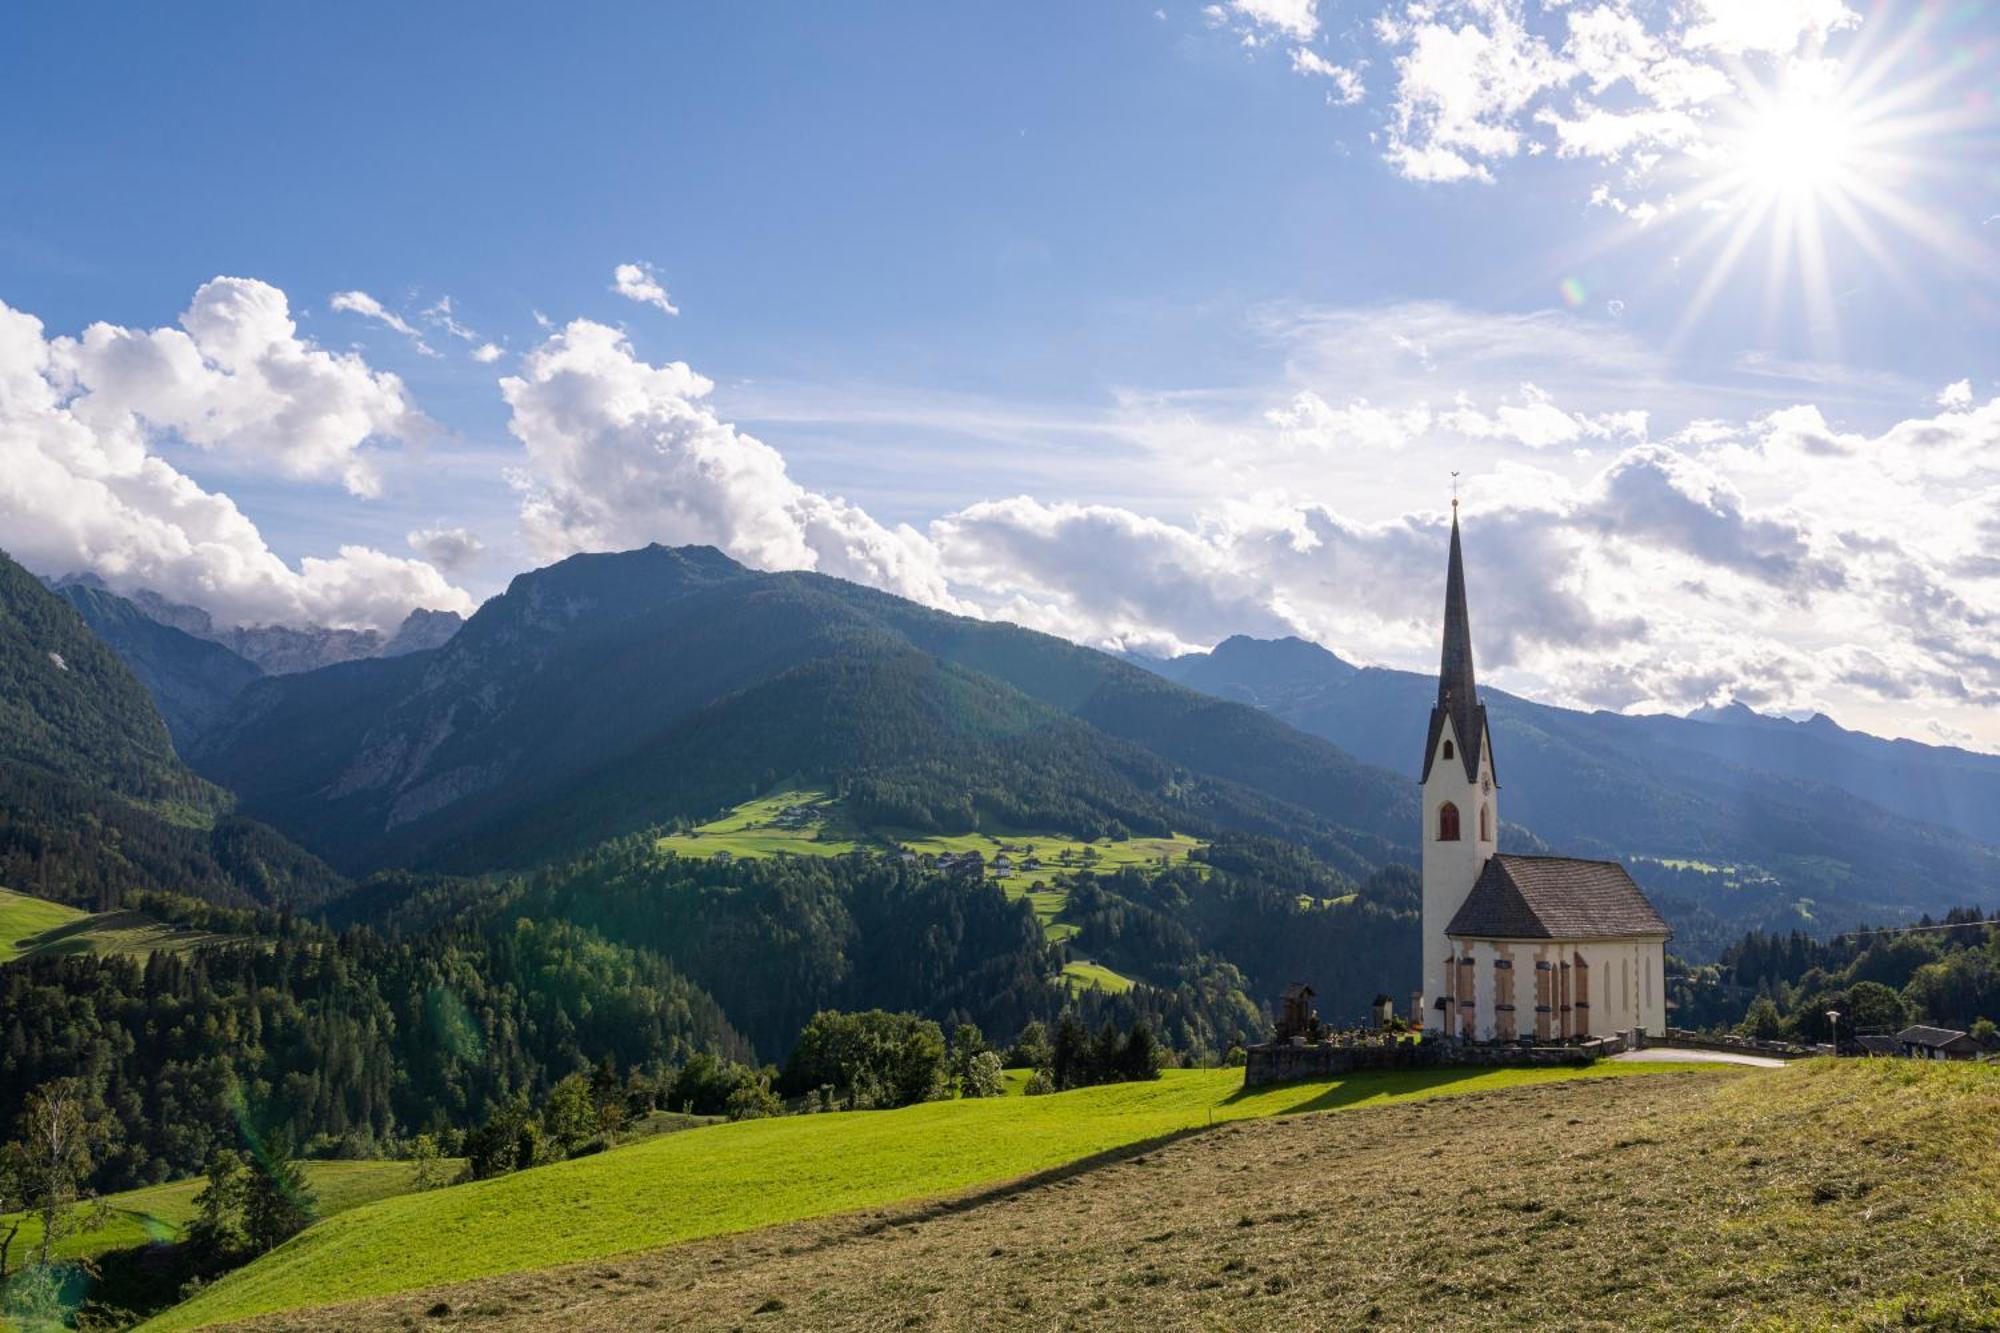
[1421,504,1491,784]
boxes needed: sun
[1734,90,1855,203]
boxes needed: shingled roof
[1445,854,1670,940]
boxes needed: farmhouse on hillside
[1419,505,1670,1041]
[1895,1024,1980,1060]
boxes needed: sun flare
[1736,93,1855,201]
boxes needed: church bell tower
[1420,503,1498,1030]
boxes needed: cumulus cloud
[471,343,504,364]
[0,283,472,632]
[406,525,485,574]
[330,289,437,357]
[60,278,426,498]
[501,319,957,608]
[610,262,679,316]
[1937,379,1973,409]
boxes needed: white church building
[1420,507,1671,1042]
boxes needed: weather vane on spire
[1451,470,1460,511]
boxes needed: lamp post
[1826,1009,1843,1055]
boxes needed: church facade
[1419,509,1670,1041]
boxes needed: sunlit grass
[144,1063,1706,1330]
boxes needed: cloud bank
[0,278,472,631]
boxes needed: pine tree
[244,1133,317,1254]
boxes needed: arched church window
[1479,804,1491,841]
[1441,739,1455,760]
[1438,802,1461,841]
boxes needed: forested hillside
[0,550,345,909]
[56,580,264,750]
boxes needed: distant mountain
[1135,636,2000,951]
[58,576,466,674]
[1657,701,2000,846]
[193,545,1416,876]
[382,607,464,657]
[0,549,345,910]
[57,582,263,750]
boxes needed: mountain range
[13,542,1998,957]
[1140,634,2000,952]
[188,545,1415,877]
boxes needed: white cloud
[1224,0,1317,41]
[1379,1,1572,183]
[422,295,478,342]
[60,278,426,498]
[610,262,680,316]
[330,289,437,357]
[1269,391,1429,451]
[1290,46,1365,104]
[501,319,957,608]
[1682,0,1858,55]
[0,283,472,632]
[471,343,504,364]
[406,525,485,574]
[1937,379,1973,409]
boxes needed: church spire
[1422,503,1490,784]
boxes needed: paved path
[1612,1047,1790,1069]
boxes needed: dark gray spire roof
[1420,507,1491,784]
[1445,855,1671,940]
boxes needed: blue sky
[3,1,1998,747]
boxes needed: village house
[1896,1024,1980,1060]
[1420,507,1671,1042]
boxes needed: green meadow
[0,887,233,965]
[2,1159,455,1267]
[655,790,1202,884]
[0,887,89,963]
[145,1061,1706,1330]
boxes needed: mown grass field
[2,1159,457,1266]
[143,1063,1703,1330]
[0,886,88,963]
[1061,959,1135,994]
[204,1060,2000,1333]
[0,887,232,965]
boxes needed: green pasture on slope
[0,887,233,965]
[0,887,88,963]
[145,1061,1719,1331]
[1,1159,458,1267]
[654,790,1203,888]
[1062,959,1136,994]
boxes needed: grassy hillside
[2,1159,457,1266]
[191,1061,2000,1333]
[143,1063,1697,1330]
[0,886,87,962]
[0,887,234,964]
[656,788,1201,877]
